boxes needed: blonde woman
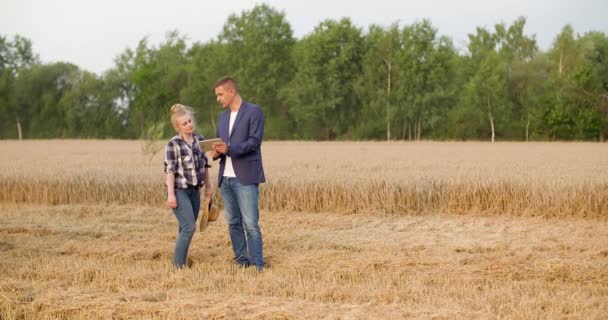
[164,104,212,268]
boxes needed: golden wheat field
[1,140,607,319]
[1,140,607,216]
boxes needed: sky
[2,0,607,75]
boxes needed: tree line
[1,4,606,141]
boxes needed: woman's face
[176,115,194,135]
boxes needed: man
[211,76,265,271]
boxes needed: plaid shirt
[164,133,208,189]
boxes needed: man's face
[215,85,234,108]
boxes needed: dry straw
[1,205,607,318]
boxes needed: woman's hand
[167,194,177,209]
[205,187,213,200]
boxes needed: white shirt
[223,110,238,177]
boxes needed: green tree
[354,23,400,140]
[0,34,39,139]
[570,31,608,141]
[104,47,137,138]
[181,40,230,138]
[495,17,540,140]
[394,20,457,140]
[122,31,190,138]
[283,18,364,140]
[543,25,584,139]
[470,51,510,142]
[218,4,296,139]
[510,53,551,141]
[11,63,79,138]
[58,70,125,138]
[456,26,511,142]
[552,25,580,78]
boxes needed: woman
[164,104,212,268]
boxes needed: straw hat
[207,198,220,222]
[199,197,220,232]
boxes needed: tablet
[199,138,224,152]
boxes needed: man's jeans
[220,177,264,269]
[171,187,200,268]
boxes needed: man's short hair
[213,76,239,93]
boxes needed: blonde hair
[170,104,195,133]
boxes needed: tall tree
[57,70,125,138]
[11,63,79,138]
[181,41,230,137]
[0,35,39,139]
[495,17,539,140]
[394,20,457,140]
[552,25,579,78]
[542,25,584,139]
[283,18,364,139]
[510,53,551,141]
[124,31,190,138]
[103,47,137,138]
[355,23,401,140]
[458,26,511,142]
[219,4,296,139]
[571,32,608,141]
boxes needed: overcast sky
[2,0,607,75]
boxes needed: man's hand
[212,142,228,155]
[167,194,177,209]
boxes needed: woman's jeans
[220,177,264,269]
[171,187,200,268]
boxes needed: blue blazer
[215,100,266,187]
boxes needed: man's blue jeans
[171,187,200,268]
[220,177,264,269]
